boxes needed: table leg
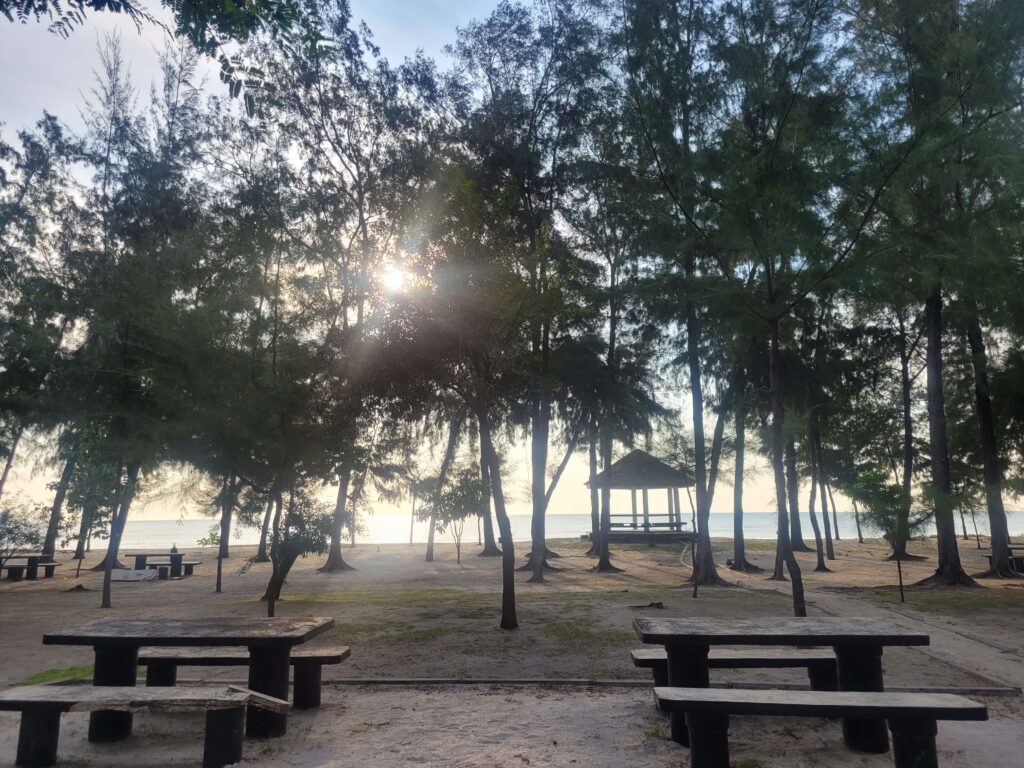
[665,643,711,748]
[246,646,290,737]
[170,554,183,578]
[26,558,39,581]
[133,555,147,570]
[834,645,889,753]
[88,645,138,742]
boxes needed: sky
[0,1,785,520]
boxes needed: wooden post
[631,490,638,529]
[642,489,651,532]
[674,488,683,531]
[667,488,674,528]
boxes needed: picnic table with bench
[633,616,930,754]
[125,551,197,577]
[43,616,334,741]
[654,687,987,768]
[0,684,288,768]
[984,545,1024,571]
[139,644,351,709]
[1,555,62,581]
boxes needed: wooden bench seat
[632,647,839,693]
[139,645,351,709]
[0,684,288,768]
[654,687,987,768]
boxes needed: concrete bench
[145,560,201,577]
[0,684,288,768]
[3,557,62,580]
[632,647,839,698]
[139,645,350,709]
[654,687,987,768]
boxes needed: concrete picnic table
[3,554,61,580]
[633,616,929,754]
[124,552,186,575]
[43,616,334,741]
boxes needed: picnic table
[43,616,334,741]
[633,616,929,754]
[3,554,61,580]
[125,551,186,575]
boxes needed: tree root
[913,568,980,587]
[727,560,763,573]
[592,563,624,573]
[886,552,927,562]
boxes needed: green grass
[541,617,636,652]
[842,585,1024,615]
[19,665,93,685]
[286,586,484,607]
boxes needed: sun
[381,264,407,292]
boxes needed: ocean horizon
[103,509,1024,551]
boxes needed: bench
[145,559,201,577]
[632,647,839,701]
[139,645,351,709]
[654,687,987,768]
[0,684,289,768]
[984,552,1024,571]
[3,556,62,580]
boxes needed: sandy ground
[0,534,1021,767]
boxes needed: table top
[633,617,929,648]
[43,617,335,648]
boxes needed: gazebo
[589,449,694,538]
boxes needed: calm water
[115,510,1024,550]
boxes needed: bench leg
[890,718,939,768]
[43,566,56,578]
[649,660,668,713]
[8,567,24,582]
[17,708,61,768]
[685,712,730,768]
[88,645,138,743]
[835,645,889,753]
[25,566,39,581]
[145,661,178,687]
[203,706,245,768]
[158,566,169,580]
[293,661,322,710]
[665,644,711,748]
[807,660,839,691]
[246,646,290,738]
[184,564,195,576]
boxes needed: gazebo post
[642,489,651,532]
[631,489,638,529]
[674,488,683,531]
[667,488,675,529]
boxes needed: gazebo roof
[589,449,694,490]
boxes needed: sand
[0,534,1021,766]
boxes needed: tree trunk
[529,395,550,582]
[586,433,600,557]
[806,425,829,572]
[851,496,864,544]
[73,503,94,561]
[477,443,500,556]
[320,468,355,572]
[255,496,273,562]
[101,461,140,609]
[478,408,517,630]
[892,312,915,559]
[0,425,23,501]
[785,440,811,552]
[817,447,835,560]
[42,450,77,557]
[686,278,720,586]
[215,472,236,593]
[730,400,759,572]
[828,482,841,540]
[93,462,136,572]
[427,415,462,562]
[920,284,973,585]
[264,490,285,615]
[965,311,1016,577]
[768,324,807,616]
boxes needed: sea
[115,510,1024,550]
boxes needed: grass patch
[542,617,636,652]
[841,585,1024,616]
[20,665,93,685]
